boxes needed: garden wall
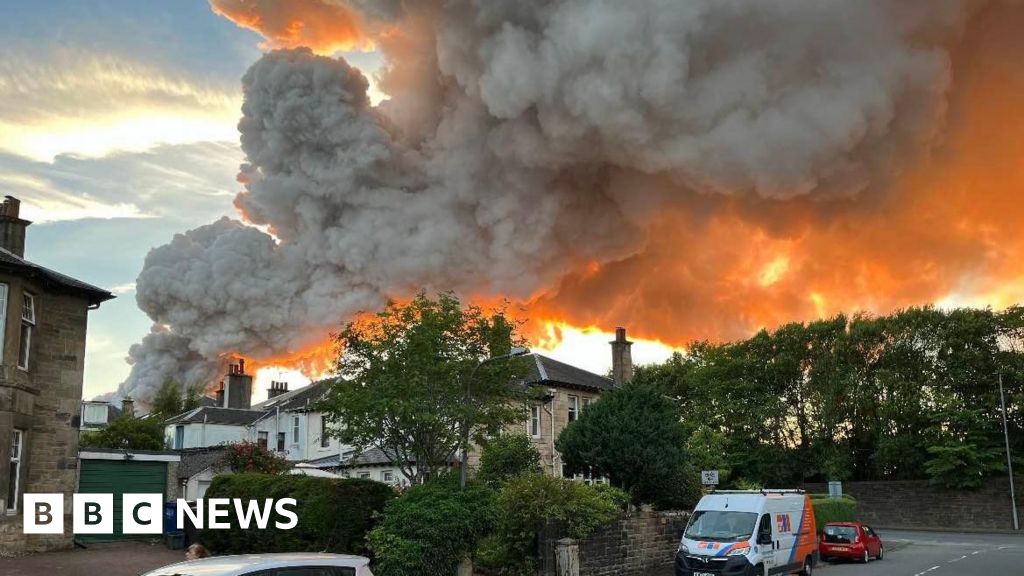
[540,510,689,576]
[802,476,1024,532]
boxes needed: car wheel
[799,557,813,575]
[754,563,767,576]
[877,546,884,560]
[862,549,870,563]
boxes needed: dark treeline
[633,306,1024,489]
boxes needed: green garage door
[78,459,168,541]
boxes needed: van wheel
[799,556,813,575]
[754,563,767,576]
[862,549,870,563]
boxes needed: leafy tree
[556,381,697,508]
[79,413,167,450]
[477,433,542,488]
[152,379,205,420]
[319,292,530,485]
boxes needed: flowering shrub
[219,441,292,474]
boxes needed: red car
[820,522,884,563]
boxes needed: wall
[165,423,247,449]
[802,476,1024,532]
[517,389,600,478]
[540,511,690,576]
[252,409,352,462]
[0,279,91,555]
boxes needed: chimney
[0,196,31,258]
[224,361,253,410]
[215,383,225,407]
[268,381,289,399]
[610,327,633,386]
[121,396,135,418]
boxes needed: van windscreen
[684,510,758,542]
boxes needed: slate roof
[164,406,264,426]
[251,380,330,413]
[523,353,615,392]
[0,247,114,306]
[176,446,228,479]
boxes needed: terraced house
[0,196,114,553]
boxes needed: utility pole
[999,371,1019,531]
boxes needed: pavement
[0,540,184,576]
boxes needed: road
[821,529,1024,576]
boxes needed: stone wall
[542,511,689,576]
[803,476,1024,532]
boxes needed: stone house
[0,196,114,553]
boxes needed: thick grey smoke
[117,0,980,403]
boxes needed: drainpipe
[543,389,558,476]
[202,413,207,447]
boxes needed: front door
[755,513,777,572]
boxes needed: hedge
[810,495,858,531]
[199,473,395,554]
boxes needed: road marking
[948,555,967,563]
[913,566,942,576]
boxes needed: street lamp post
[999,371,1019,531]
[460,347,530,489]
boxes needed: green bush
[199,473,394,554]
[480,474,627,574]
[632,465,703,511]
[477,433,542,488]
[810,495,858,531]
[367,475,498,576]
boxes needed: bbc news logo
[22,494,298,534]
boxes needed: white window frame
[568,395,579,423]
[7,429,24,513]
[257,430,268,449]
[17,292,34,371]
[529,405,541,438]
[83,403,108,425]
[320,415,330,448]
[382,470,394,483]
[0,283,7,364]
[583,397,591,411]
[292,416,300,443]
[277,432,286,452]
[173,425,185,449]
[358,472,371,479]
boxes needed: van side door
[755,513,776,571]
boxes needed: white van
[675,490,818,576]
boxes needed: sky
[0,0,665,400]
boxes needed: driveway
[0,541,183,576]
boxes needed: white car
[141,553,374,576]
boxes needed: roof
[176,446,228,479]
[142,554,370,576]
[251,380,329,412]
[164,406,264,426]
[0,246,114,306]
[523,353,615,392]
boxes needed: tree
[79,413,167,450]
[477,433,541,488]
[556,381,698,508]
[152,379,205,420]
[319,292,530,485]
[219,441,292,474]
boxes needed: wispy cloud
[0,172,151,223]
[0,48,241,161]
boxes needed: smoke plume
[117,0,1024,403]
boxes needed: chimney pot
[610,326,633,386]
[238,358,246,374]
[121,396,135,418]
[0,196,30,257]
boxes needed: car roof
[142,553,370,576]
[824,522,862,526]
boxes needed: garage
[78,449,180,542]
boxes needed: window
[583,397,591,411]
[0,283,7,364]
[358,472,371,479]
[83,404,108,425]
[173,425,185,449]
[382,470,394,483]
[18,293,34,370]
[257,431,268,449]
[267,567,356,576]
[7,429,23,512]
[196,480,212,500]
[567,395,579,422]
[292,416,300,443]
[277,432,286,452]
[320,415,330,448]
[529,406,541,438]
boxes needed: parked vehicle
[819,522,883,564]
[675,490,817,576]
[140,553,374,576]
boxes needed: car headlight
[677,543,689,555]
